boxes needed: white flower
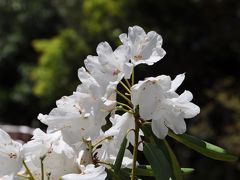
[77,67,117,115]
[72,129,133,170]
[77,67,103,97]
[152,90,200,138]
[39,67,117,147]
[131,75,171,120]
[105,112,143,151]
[119,25,166,66]
[96,136,133,168]
[23,129,79,179]
[77,142,93,168]
[84,42,133,87]
[61,164,107,180]
[38,91,102,146]
[0,129,23,177]
[131,74,200,139]
[0,175,17,180]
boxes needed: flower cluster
[0,26,200,179]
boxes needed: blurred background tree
[0,0,239,179]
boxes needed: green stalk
[114,89,133,107]
[119,81,131,94]
[47,173,51,180]
[124,78,132,89]
[40,155,46,180]
[131,67,135,86]
[116,106,134,114]
[116,101,133,111]
[92,136,113,151]
[22,160,35,180]
[97,160,113,167]
[125,92,131,96]
[17,173,30,179]
[131,117,140,180]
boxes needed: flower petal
[170,73,185,92]
[151,118,169,139]
[0,129,23,177]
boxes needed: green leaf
[122,165,154,177]
[123,166,194,177]
[163,140,182,180]
[106,169,122,180]
[143,142,173,180]
[113,135,128,173]
[141,122,155,143]
[118,169,131,180]
[168,131,238,162]
[181,168,195,175]
[141,123,183,180]
[135,165,154,176]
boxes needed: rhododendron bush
[0,26,238,180]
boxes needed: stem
[119,81,131,94]
[116,101,133,111]
[131,117,140,180]
[40,155,46,180]
[125,92,131,96]
[114,89,133,107]
[17,173,29,179]
[116,106,127,112]
[47,173,51,180]
[131,67,135,86]
[97,160,113,167]
[116,106,134,114]
[124,78,132,89]
[22,160,35,180]
[92,136,113,151]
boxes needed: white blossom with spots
[0,129,23,178]
[23,129,79,179]
[131,73,200,139]
[38,92,102,146]
[119,25,166,66]
[84,42,133,88]
[38,67,117,147]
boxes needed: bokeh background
[0,0,239,179]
